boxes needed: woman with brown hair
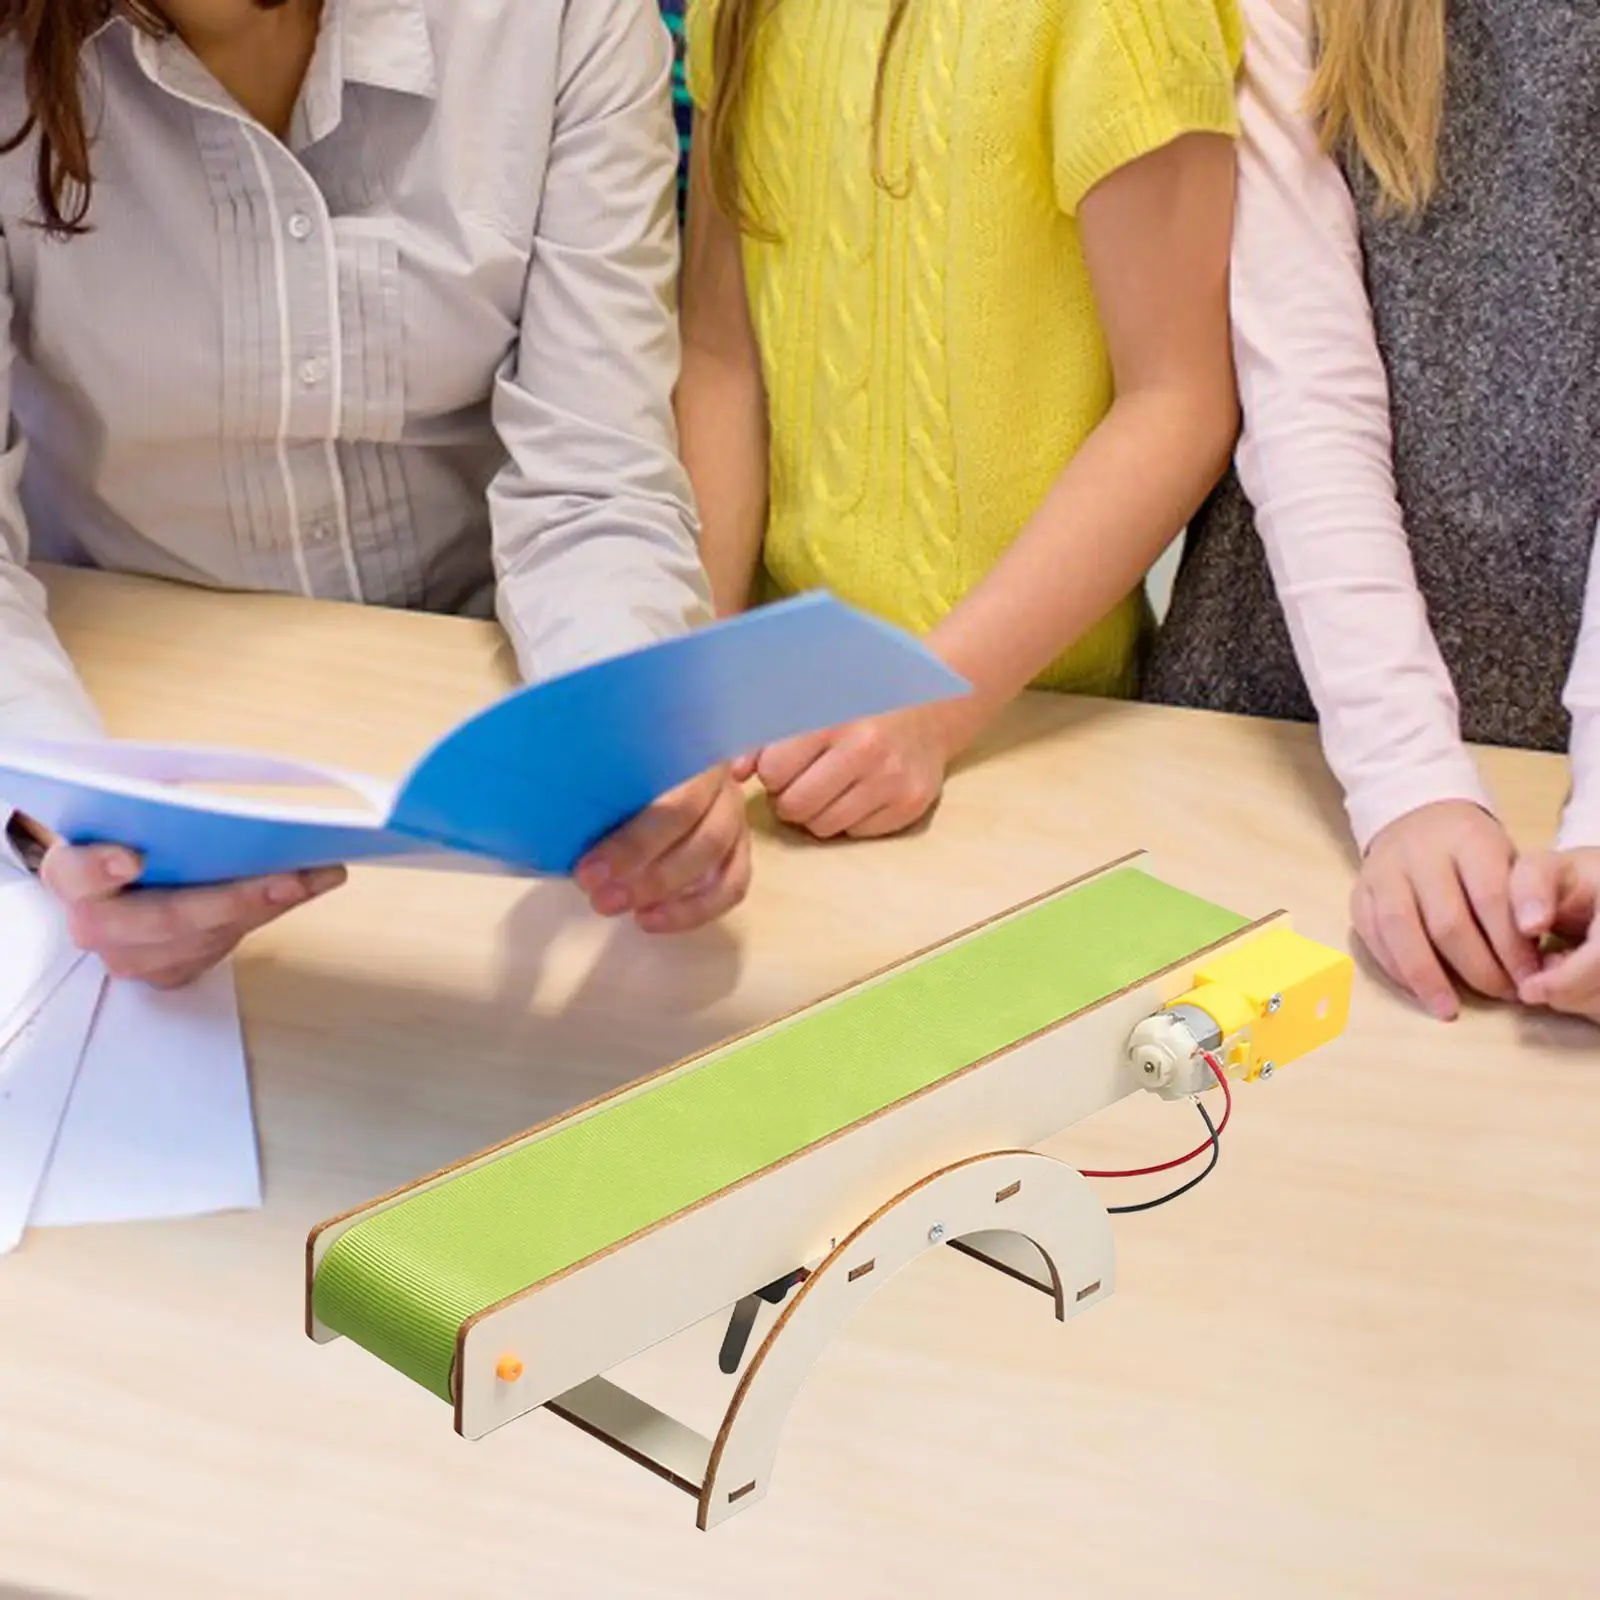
[0,0,751,985]
[1146,0,1600,1024]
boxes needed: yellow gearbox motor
[1126,924,1353,1099]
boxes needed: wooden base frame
[310,856,1311,1527]
[544,1149,1111,1531]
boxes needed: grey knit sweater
[1145,0,1600,754]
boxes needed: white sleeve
[488,0,710,684]
[0,228,101,742]
[1557,531,1600,849]
[0,225,105,864]
[1231,0,1493,851]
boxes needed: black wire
[1106,1101,1221,1215]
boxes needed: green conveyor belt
[313,869,1246,1400]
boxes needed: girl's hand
[1512,848,1600,1023]
[577,767,752,934]
[742,707,951,841]
[40,841,345,990]
[1351,801,1539,1020]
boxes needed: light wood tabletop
[2,566,1595,1600]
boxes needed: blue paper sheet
[0,595,966,887]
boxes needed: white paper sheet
[0,958,105,1254]
[3,857,261,1245]
[33,962,262,1228]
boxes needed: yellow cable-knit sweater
[687,0,1242,695]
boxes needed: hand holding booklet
[0,594,966,887]
[0,595,959,1252]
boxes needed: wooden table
[2,568,1595,1600]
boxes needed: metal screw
[927,1223,947,1245]
[1267,994,1283,1014]
[1260,1062,1276,1080]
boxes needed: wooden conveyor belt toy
[307,852,1352,1529]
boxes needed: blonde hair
[1307,0,1447,214]
[705,0,913,231]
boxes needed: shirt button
[307,521,334,543]
[299,357,329,388]
[288,212,314,242]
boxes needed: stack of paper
[0,865,261,1255]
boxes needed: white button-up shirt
[0,0,709,740]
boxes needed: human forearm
[925,129,1238,748]
[929,382,1235,747]
[1562,713,1600,850]
[0,222,100,745]
[490,0,710,682]
[676,345,768,616]
[0,563,101,743]
[1229,0,1490,851]
[0,558,104,873]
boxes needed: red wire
[1079,1050,1232,1179]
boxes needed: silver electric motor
[1125,1003,1224,1100]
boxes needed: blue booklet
[0,595,966,888]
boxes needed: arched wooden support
[541,1150,1113,1531]
[695,1149,1115,1530]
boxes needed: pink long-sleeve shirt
[1232,0,1600,852]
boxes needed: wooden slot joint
[994,1180,1023,1204]
[1075,1279,1102,1303]
[847,1259,877,1283]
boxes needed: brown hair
[704,0,912,231]
[0,0,291,236]
[1,2,156,234]
[1308,0,1446,214]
